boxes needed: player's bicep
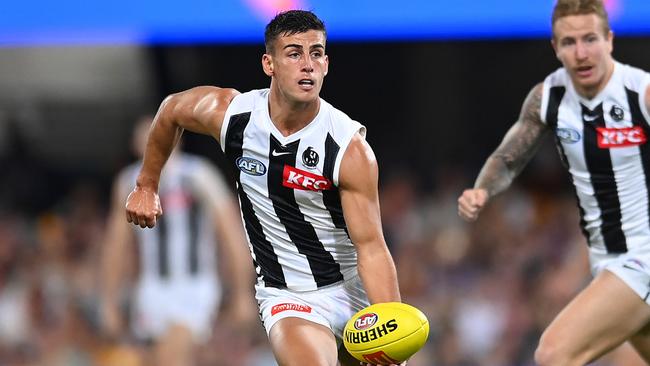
[338,135,384,247]
[164,86,239,141]
[492,83,549,173]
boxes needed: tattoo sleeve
[474,83,549,198]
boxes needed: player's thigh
[629,319,650,363]
[540,270,650,362]
[269,317,339,366]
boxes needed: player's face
[552,14,614,98]
[263,30,328,104]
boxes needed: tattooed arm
[458,83,550,222]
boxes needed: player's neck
[268,92,320,137]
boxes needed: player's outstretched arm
[339,133,401,304]
[458,83,549,222]
[126,86,240,228]
[340,134,405,366]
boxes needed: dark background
[1,23,650,365]
[3,36,649,213]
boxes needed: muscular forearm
[137,98,184,190]
[474,154,519,199]
[357,245,401,304]
[474,85,547,199]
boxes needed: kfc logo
[597,126,647,148]
[283,166,332,191]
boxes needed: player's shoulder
[225,88,270,114]
[319,98,367,138]
[183,85,239,97]
[615,61,650,91]
[320,97,352,122]
[543,66,570,88]
[168,86,240,106]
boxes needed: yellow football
[343,302,429,365]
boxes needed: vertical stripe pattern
[268,135,343,287]
[547,87,591,240]
[581,103,627,253]
[542,62,650,255]
[220,89,365,290]
[547,87,570,168]
[322,133,348,232]
[626,88,650,233]
[225,112,286,288]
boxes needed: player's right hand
[125,187,163,228]
[457,188,488,222]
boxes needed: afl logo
[557,128,581,144]
[302,147,319,168]
[610,105,624,121]
[354,313,378,330]
[236,157,267,176]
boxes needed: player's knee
[534,334,572,366]
[535,342,562,366]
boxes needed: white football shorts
[131,277,220,342]
[256,273,369,343]
[591,247,650,303]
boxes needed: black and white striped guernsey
[220,89,366,291]
[541,61,650,254]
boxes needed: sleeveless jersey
[220,88,366,291]
[540,61,650,254]
[121,153,229,284]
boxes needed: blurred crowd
[0,149,645,366]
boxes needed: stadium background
[1,0,650,364]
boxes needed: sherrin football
[343,302,429,365]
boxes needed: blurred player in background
[458,0,650,365]
[101,115,256,366]
[123,10,403,366]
